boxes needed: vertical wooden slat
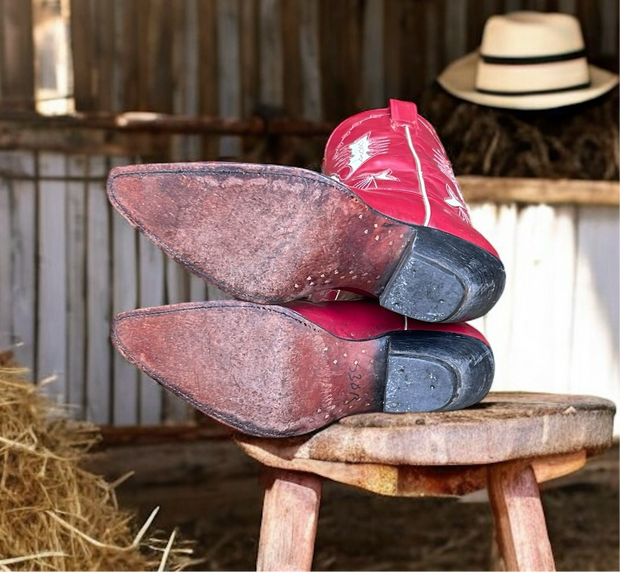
[121,0,142,111]
[383,0,402,100]
[8,152,37,374]
[66,155,88,418]
[298,0,322,120]
[281,0,302,118]
[37,152,67,403]
[570,205,619,433]
[470,203,518,389]
[400,0,427,100]
[190,275,209,302]
[259,0,284,110]
[138,233,165,424]
[135,0,151,111]
[361,0,384,108]
[0,0,35,110]
[86,155,112,424]
[111,156,139,425]
[69,0,94,111]
[424,0,445,90]
[598,0,619,62]
[556,0,577,13]
[503,0,525,14]
[171,0,203,161]
[0,167,11,342]
[91,0,116,111]
[503,205,577,393]
[163,258,191,423]
[217,0,242,157]
[319,0,363,119]
[444,0,468,64]
[111,0,127,112]
[575,0,599,64]
[239,0,259,118]
[198,0,220,159]
[146,0,174,113]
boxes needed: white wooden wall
[0,149,618,432]
[470,202,619,434]
[0,150,196,426]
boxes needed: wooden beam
[460,176,620,206]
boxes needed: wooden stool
[235,392,616,572]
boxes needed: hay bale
[0,352,197,571]
[419,84,619,181]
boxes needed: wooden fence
[0,0,617,430]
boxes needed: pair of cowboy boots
[108,99,505,438]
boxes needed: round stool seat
[236,392,616,571]
[236,392,615,474]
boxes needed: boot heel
[379,226,506,323]
[384,331,494,412]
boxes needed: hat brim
[438,51,619,110]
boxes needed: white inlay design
[444,184,471,224]
[351,168,399,190]
[332,132,391,176]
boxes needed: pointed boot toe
[111,300,494,437]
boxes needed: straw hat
[437,11,618,110]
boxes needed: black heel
[379,226,506,323]
[383,331,494,412]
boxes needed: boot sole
[111,301,494,437]
[107,162,505,323]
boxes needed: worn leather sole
[111,301,494,437]
[107,162,505,323]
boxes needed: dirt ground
[89,436,619,571]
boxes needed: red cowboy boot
[111,299,494,437]
[107,100,504,323]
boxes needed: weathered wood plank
[66,154,88,418]
[569,205,619,433]
[361,0,384,109]
[163,257,192,423]
[120,0,142,111]
[138,232,165,424]
[281,0,302,119]
[511,206,579,392]
[170,0,201,161]
[145,0,174,113]
[444,0,467,64]
[471,203,518,384]
[598,0,618,58]
[0,165,11,342]
[460,176,620,206]
[297,0,322,121]
[0,0,35,111]
[111,156,139,425]
[69,0,93,111]
[6,152,36,374]
[259,0,284,110]
[217,0,242,157]
[92,0,116,111]
[37,152,67,401]
[86,155,112,424]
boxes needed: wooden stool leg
[257,468,322,572]
[488,462,556,572]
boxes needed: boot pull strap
[389,99,431,226]
[389,99,418,128]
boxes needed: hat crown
[481,11,585,58]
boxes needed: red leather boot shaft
[288,300,490,345]
[322,99,498,256]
